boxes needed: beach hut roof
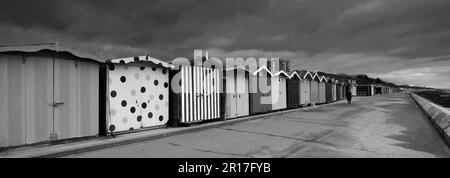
[0,42,102,63]
[108,55,173,68]
[274,70,290,78]
[288,71,302,80]
[296,70,314,80]
[318,75,326,82]
[310,72,321,81]
[253,65,274,77]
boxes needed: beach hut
[0,43,101,148]
[336,80,342,100]
[168,59,221,126]
[325,77,333,103]
[249,66,273,115]
[286,71,301,109]
[298,70,313,106]
[103,56,172,134]
[318,75,327,104]
[272,70,288,111]
[349,80,357,96]
[223,66,250,119]
[310,72,320,105]
[331,78,337,101]
[375,86,382,95]
[356,84,374,96]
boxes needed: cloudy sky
[1,0,449,88]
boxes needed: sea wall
[411,93,450,146]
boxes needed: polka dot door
[108,65,142,132]
[140,66,169,128]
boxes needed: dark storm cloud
[0,0,449,87]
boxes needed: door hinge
[49,133,58,141]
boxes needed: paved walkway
[66,94,450,158]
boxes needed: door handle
[50,102,65,107]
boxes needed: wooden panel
[271,77,282,110]
[250,73,272,114]
[300,80,310,105]
[53,58,78,139]
[224,70,236,118]
[249,74,261,114]
[188,66,193,122]
[310,80,319,104]
[236,71,249,117]
[25,56,53,144]
[287,79,300,108]
[298,80,302,105]
[215,68,220,118]
[336,84,342,100]
[281,78,287,108]
[332,84,337,101]
[193,66,199,122]
[0,54,8,147]
[319,82,326,103]
[207,69,211,120]
[77,61,99,136]
[0,54,26,147]
[261,74,272,112]
[181,66,186,123]
[326,83,333,103]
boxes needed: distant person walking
[346,91,352,104]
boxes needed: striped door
[181,65,220,123]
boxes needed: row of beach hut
[0,45,353,148]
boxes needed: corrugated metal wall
[0,53,99,148]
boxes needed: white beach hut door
[108,65,142,132]
[225,70,237,118]
[140,66,169,128]
[279,77,287,109]
[24,56,53,143]
[53,58,78,140]
[271,77,281,110]
[236,71,249,117]
[272,77,287,110]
